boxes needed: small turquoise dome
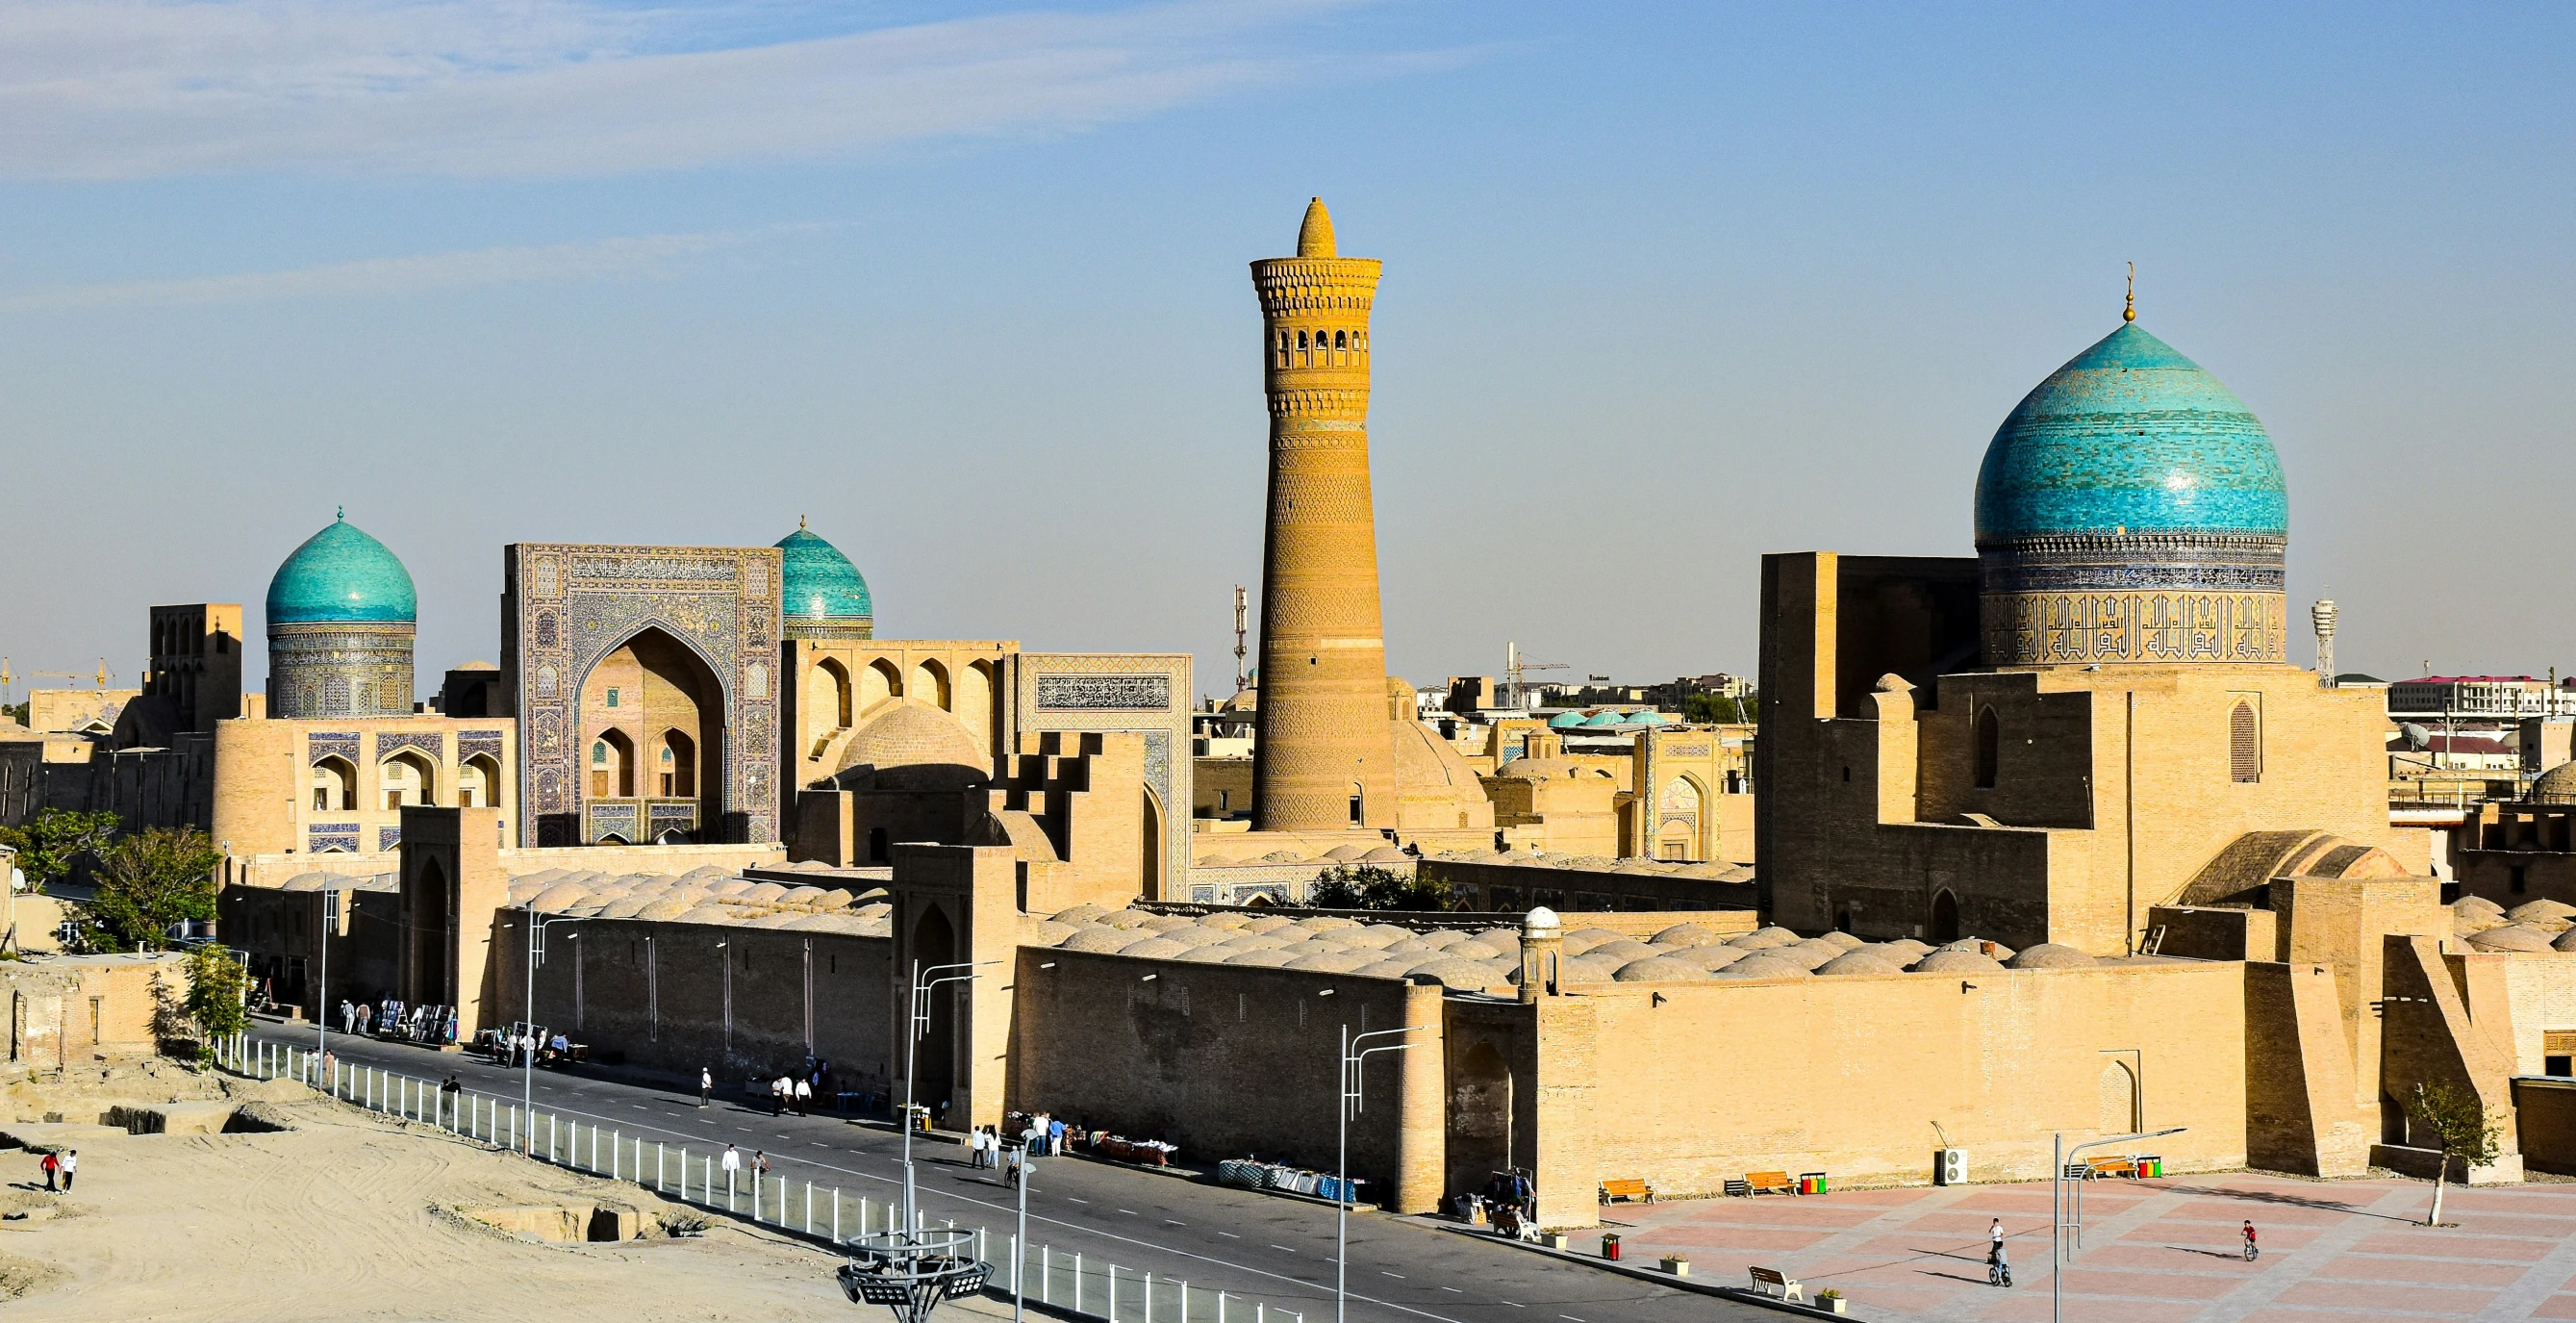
[265,515,417,625]
[1581,711,1627,728]
[1547,710,1588,728]
[1975,322,2285,545]
[776,525,872,622]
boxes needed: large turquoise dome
[776,525,873,623]
[1975,321,2285,543]
[1973,318,2289,667]
[265,515,417,625]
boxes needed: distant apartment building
[2388,674,2576,720]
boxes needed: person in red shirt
[2242,1220,2259,1260]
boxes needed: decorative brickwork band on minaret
[1250,198,1392,831]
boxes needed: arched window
[662,728,696,798]
[1276,332,1290,368]
[312,756,356,812]
[1297,330,1309,349]
[2231,700,2260,782]
[1333,330,1347,350]
[1973,706,2000,789]
[593,730,634,798]
[1348,781,1365,826]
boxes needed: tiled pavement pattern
[1585,1173,2576,1321]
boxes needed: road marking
[1382,1271,1404,1279]
[1269,1245,1295,1253]
[1559,1315,1584,1321]
[1218,1232,1240,1239]
[1439,1287,1461,1293]
[1164,1219,1186,1227]
[1500,1304,1524,1310]
[1118,1209,1138,1216]
[1067,1197,1088,1204]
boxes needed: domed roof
[833,700,987,791]
[266,515,417,625]
[1975,322,2285,546]
[775,525,873,623]
[1581,711,1627,727]
[2531,762,2576,804]
[1547,710,1588,728]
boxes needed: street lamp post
[1336,1022,1424,1323]
[2052,1126,2185,1323]
[315,886,341,1065]
[513,904,583,1153]
[902,958,995,1234]
[1013,1139,1035,1323]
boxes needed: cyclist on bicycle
[2242,1220,2259,1260]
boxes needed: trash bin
[1799,1173,1829,1196]
[1602,1233,1622,1260]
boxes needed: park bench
[1747,1265,1806,1303]
[1744,1170,1795,1196]
[2084,1156,2137,1180]
[1599,1178,1656,1205]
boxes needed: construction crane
[1232,585,1250,693]
[5,659,115,705]
[1503,641,1567,712]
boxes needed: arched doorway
[1141,788,1164,901]
[581,626,724,842]
[1448,1040,1514,1198]
[812,658,853,731]
[411,856,450,1006]
[909,905,958,1125]
[1929,889,1960,944]
[863,658,900,715]
[912,658,952,711]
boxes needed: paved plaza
[1577,1171,2576,1321]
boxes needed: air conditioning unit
[1934,1148,1967,1185]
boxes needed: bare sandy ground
[0,1086,1011,1322]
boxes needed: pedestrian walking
[794,1077,811,1116]
[58,1150,76,1191]
[1004,1143,1023,1188]
[770,1076,787,1117]
[721,1144,742,1189]
[38,1150,57,1192]
[1048,1116,1065,1156]
[440,1075,461,1126]
[699,1067,713,1108]
[754,1150,771,1179]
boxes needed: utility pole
[1336,1023,1424,1323]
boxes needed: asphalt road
[246,1022,1759,1323]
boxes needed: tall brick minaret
[1250,198,1390,832]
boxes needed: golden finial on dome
[799,514,807,529]
[1297,197,1336,258]
[2124,262,2135,322]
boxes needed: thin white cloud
[0,0,1375,179]
[0,225,817,310]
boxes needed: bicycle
[2242,1237,2259,1261]
[1988,1257,2013,1288]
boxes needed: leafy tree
[1,700,25,725]
[1681,693,1760,724]
[82,827,221,952]
[181,943,249,1055]
[1306,864,1454,912]
[0,807,120,893]
[2404,1080,2504,1226]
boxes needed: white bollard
[1042,1246,1051,1306]
[833,1190,841,1244]
[1074,1254,1082,1313]
[611,1131,619,1181]
[658,1143,666,1192]
[804,1182,813,1234]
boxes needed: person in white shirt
[699,1067,713,1108]
[721,1145,742,1189]
[794,1077,812,1116]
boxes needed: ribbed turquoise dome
[776,526,872,622]
[265,516,417,625]
[1975,322,2286,544]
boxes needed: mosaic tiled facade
[503,544,782,848]
[1018,652,1193,892]
[268,623,417,718]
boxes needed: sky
[3,1,2571,702]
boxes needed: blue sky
[3,1,2570,699]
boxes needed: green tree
[83,827,221,952]
[0,807,120,893]
[2404,1080,2505,1226]
[1306,864,1454,912]
[181,943,248,1055]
